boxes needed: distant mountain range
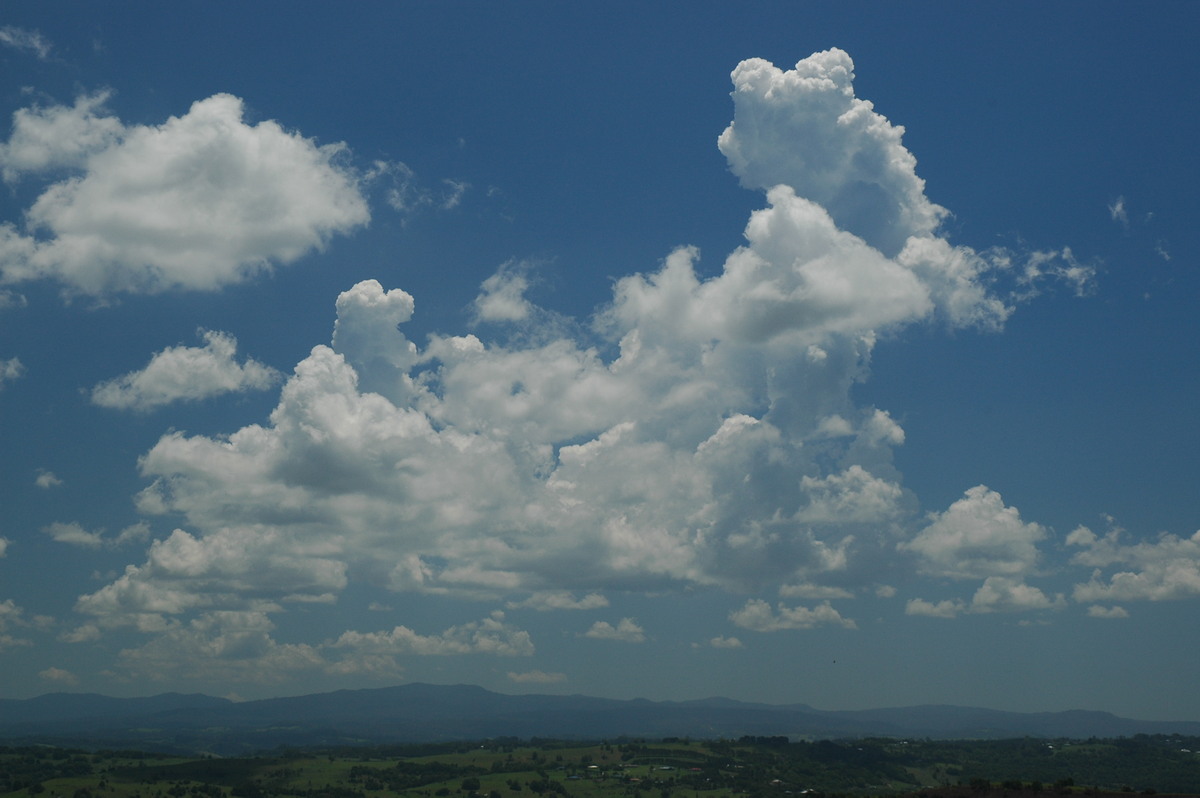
[2,683,1199,755]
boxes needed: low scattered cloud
[506,592,609,612]
[730,599,856,631]
[969,576,1065,614]
[0,357,23,390]
[907,577,1064,618]
[708,635,743,649]
[902,486,1046,580]
[1069,525,1200,603]
[905,598,965,619]
[778,583,854,600]
[332,612,534,658]
[0,93,369,296]
[38,666,79,685]
[473,262,536,324]
[91,329,281,411]
[105,609,535,684]
[583,618,646,643]
[0,599,33,650]
[114,611,326,684]
[42,521,149,548]
[35,469,63,489]
[508,669,567,684]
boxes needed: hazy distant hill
[2,683,1199,754]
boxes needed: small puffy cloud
[43,520,152,549]
[0,538,8,557]
[862,409,905,446]
[473,263,535,324]
[0,91,122,182]
[0,357,24,390]
[332,612,534,658]
[507,591,609,611]
[35,469,63,489]
[1087,605,1129,619]
[0,599,33,649]
[583,618,646,643]
[1070,527,1200,603]
[60,623,101,643]
[796,465,903,524]
[43,521,104,548]
[908,578,1063,618]
[729,598,856,631]
[508,669,567,684]
[969,577,1065,614]
[75,526,349,629]
[0,93,369,296]
[115,610,326,684]
[708,635,743,649]
[905,598,965,619]
[0,25,51,60]
[902,486,1046,579]
[38,667,79,685]
[91,329,280,411]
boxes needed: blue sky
[1,2,1198,720]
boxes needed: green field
[4,735,1200,798]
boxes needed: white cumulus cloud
[67,49,1086,671]
[1070,525,1200,602]
[905,598,965,619]
[729,598,856,631]
[718,48,945,258]
[708,635,743,649]
[43,521,149,548]
[902,486,1046,579]
[583,618,646,643]
[91,329,281,411]
[507,591,610,611]
[0,91,122,182]
[0,93,369,296]
[0,357,23,390]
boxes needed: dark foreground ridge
[2,683,1199,754]
[5,734,1200,797]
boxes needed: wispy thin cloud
[0,26,51,60]
[1109,195,1129,227]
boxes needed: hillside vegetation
[3,735,1200,798]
